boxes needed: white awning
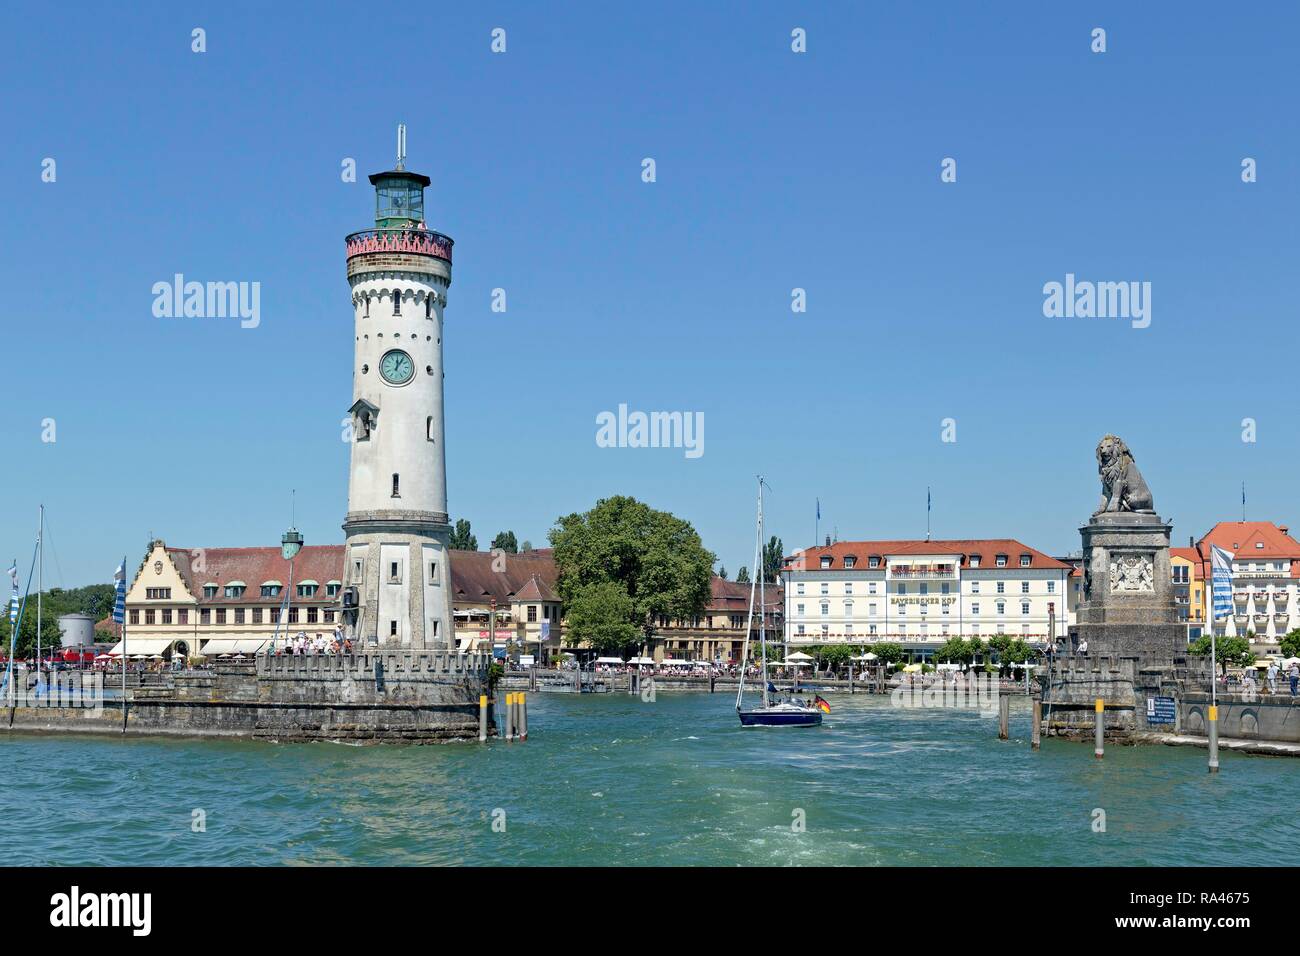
[200,638,268,655]
[626,657,655,665]
[594,657,625,664]
[107,638,175,657]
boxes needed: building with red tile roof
[781,538,1071,653]
[1190,522,1300,644]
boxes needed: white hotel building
[782,539,1072,655]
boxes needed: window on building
[941,583,950,594]
[996,555,1007,567]
[919,583,928,595]
[869,602,877,616]
[997,582,1005,594]
[820,583,829,595]
[972,602,980,615]
[528,605,538,623]
[129,609,139,625]
[389,562,400,583]
[224,584,244,599]
[393,291,401,315]
[898,583,908,595]
[820,602,829,616]
[797,624,806,635]
[1021,602,1030,615]
[796,603,805,615]
[307,607,318,623]
[390,620,398,636]
[252,608,262,624]
[868,583,877,595]
[844,557,856,569]
[261,584,281,598]
[969,555,981,568]
[204,585,217,598]
[971,582,980,594]
[392,473,400,497]
[146,588,171,600]
[216,609,226,624]
[1047,581,1055,594]
[845,624,854,635]
[200,609,210,625]
[820,557,831,569]
[298,584,316,598]
[324,610,335,623]
[844,582,853,594]
[178,609,188,625]
[843,600,853,615]
[869,557,880,568]
[145,609,155,625]
[996,602,1005,616]
[235,608,245,624]
[288,608,298,624]
[796,584,805,595]
[869,624,877,635]
[327,583,341,597]
[1021,581,1030,594]
[820,625,829,637]
[1020,554,1031,567]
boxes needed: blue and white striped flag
[1210,545,1233,622]
[112,561,127,625]
[7,562,17,626]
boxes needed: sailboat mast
[36,505,43,681]
[759,477,768,710]
[735,477,763,711]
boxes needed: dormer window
[996,554,1008,568]
[326,582,342,598]
[260,582,283,598]
[869,556,880,568]
[820,556,832,569]
[297,583,317,598]
[969,555,981,568]
[1020,554,1031,567]
[843,556,856,569]
[203,584,218,599]
[224,582,246,599]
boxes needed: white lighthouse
[341,127,455,649]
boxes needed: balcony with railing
[346,227,453,263]
[889,564,956,579]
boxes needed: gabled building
[1194,522,1300,644]
[117,540,564,661]
[782,539,1071,655]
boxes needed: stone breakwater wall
[3,652,495,744]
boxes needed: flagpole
[119,555,128,733]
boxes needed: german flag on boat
[814,694,831,714]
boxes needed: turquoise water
[2,692,1293,866]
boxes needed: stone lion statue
[1094,434,1154,515]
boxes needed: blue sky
[4,1,1297,587]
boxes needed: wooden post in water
[1031,698,1041,750]
[708,669,715,693]
[998,692,1010,740]
[848,665,854,695]
[573,665,580,693]
[479,694,488,742]
[1094,698,1105,758]
[519,692,528,741]
[1207,704,1219,773]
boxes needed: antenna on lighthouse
[396,124,407,171]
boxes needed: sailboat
[736,476,823,728]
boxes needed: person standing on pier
[1289,661,1298,697]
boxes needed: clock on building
[379,349,414,385]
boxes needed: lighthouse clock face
[379,349,414,385]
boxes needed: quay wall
[3,652,494,745]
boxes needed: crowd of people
[272,628,353,656]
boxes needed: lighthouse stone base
[343,511,454,650]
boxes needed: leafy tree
[549,495,714,645]
[872,642,905,665]
[736,567,751,584]
[1280,629,1300,659]
[762,536,784,584]
[449,519,477,551]
[562,581,639,653]
[1189,634,1254,672]
[0,583,115,657]
[936,637,972,664]
[520,540,533,552]
[815,644,855,670]
[717,565,727,581]
[966,636,985,662]
[490,531,518,554]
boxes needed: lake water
[2,692,1292,865]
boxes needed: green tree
[549,495,714,645]
[717,565,727,581]
[965,636,985,662]
[872,642,905,665]
[0,583,115,657]
[936,637,972,664]
[1280,629,1300,659]
[520,540,533,552]
[736,567,751,584]
[1189,634,1254,672]
[449,519,477,551]
[762,536,784,584]
[490,531,518,554]
[815,643,855,671]
[562,581,640,653]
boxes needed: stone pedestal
[1070,512,1186,659]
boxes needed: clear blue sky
[4,1,1297,588]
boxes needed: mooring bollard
[1207,704,1219,773]
[1094,698,1105,758]
[848,666,855,695]
[519,692,528,741]
[505,692,516,741]
[998,692,1010,740]
[1031,699,1041,750]
[479,694,488,742]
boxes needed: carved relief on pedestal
[1109,553,1154,593]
